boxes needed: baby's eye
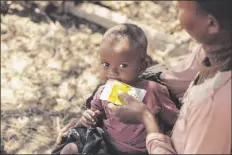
[102,62,109,67]
[120,64,128,68]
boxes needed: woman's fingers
[108,93,147,124]
[118,92,133,105]
[107,103,117,111]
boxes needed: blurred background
[1,1,196,153]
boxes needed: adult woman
[108,1,231,154]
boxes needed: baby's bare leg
[60,143,79,154]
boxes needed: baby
[54,24,179,155]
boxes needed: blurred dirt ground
[1,1,194,153]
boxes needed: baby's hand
[80,109,101,128]
[56,118,79,145]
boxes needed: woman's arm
[141,108,177,154]
[142,109,160,134]
[160,45,204,98]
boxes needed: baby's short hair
[102,23,148,57]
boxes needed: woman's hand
[108,92,160,133]
[108,92,148,124]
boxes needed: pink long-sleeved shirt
[146,45,231,154]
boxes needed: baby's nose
[110,67,119,74]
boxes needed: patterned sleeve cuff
[147,132,171,143]
[146,133,176,154]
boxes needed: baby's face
[99,38,142,85]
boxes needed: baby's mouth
[107,77,121,82]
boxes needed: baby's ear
[139,58,148,74]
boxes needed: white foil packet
[100,79,147,106]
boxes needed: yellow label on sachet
[100,79,147,106]
[108,81,130,105]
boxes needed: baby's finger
[94,110,101,117]
[56,134,62,145]
[81,122,89,128]
[94,110,100,115]
[62,130,69,137]
[81,120,91,128]
[82,117,94,126]
[85,110,95,117]
[83,112,95,122]
[61,123,72,133]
